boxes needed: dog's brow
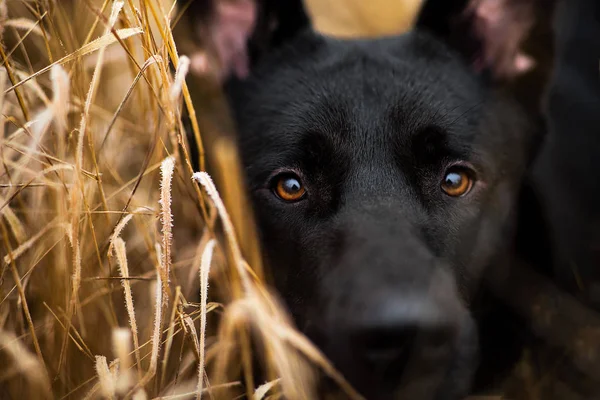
[299,130,339,163]
[304,100,353,141]
[386,102,480,168]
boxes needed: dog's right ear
[186,0,312,82]
[416,0,553,82]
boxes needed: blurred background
[305,0,423,37]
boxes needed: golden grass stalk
[148,272,163,379]
[95,355,116,400]
[112,328,134,395]
[193,171,258,399]
[114,237,143,380]
[108,212,135,256]
[183,314,201,359]
[84,359,120,400]
[160,285,181,389]
[170,55,190,105]
[253,378,281,400]
[134,249,164,393]
[160,10,205,172]
[192,172,251,294]
[58,185,83,372]
[159,156,175,309]
[197,239,216,399]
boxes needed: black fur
[187,0,600,398]
[224,13,535,400]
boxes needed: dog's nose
[349,296,457,379]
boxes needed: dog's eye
[441,167,474,197]
[273,174,306,202]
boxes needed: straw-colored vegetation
[0,0,365,398]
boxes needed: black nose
[353,323,454,377]
[348,296,458,383]
[354,325,417,374]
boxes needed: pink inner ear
[210,0,257,81]
[466,0,537,79]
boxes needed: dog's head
[188,0,553,398]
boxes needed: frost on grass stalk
[149,273,164,378]
[133,273,163,393]
[160,156,175,309]
[134,155,172,392]
[108,213,135,256]
[113,237,142,380]
[197,239,216,399]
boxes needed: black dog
[184,0,587,398]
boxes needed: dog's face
[192,1,546,398]
[228,30,533,399]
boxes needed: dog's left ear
[186,0,311,82]
[416,0,554,81]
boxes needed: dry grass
[0,0,364,398]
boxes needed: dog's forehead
[238,32,486,153]
[278,32,480,97]
[244,31,485,133]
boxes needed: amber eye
[273,174,306,202]
[441,167,474,197]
